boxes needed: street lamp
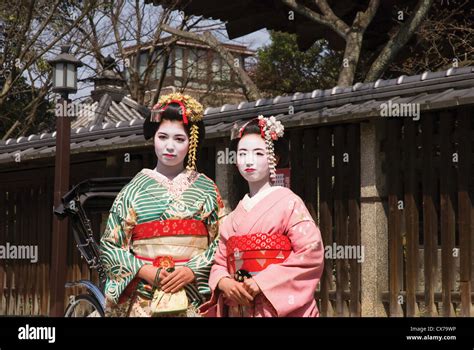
[48,45,83,99]
[47,45,82,317]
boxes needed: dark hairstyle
[143,103,205,141]
[143,103,205,165]
[230,118,289,168]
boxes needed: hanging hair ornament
[150,93,204,171]
[257,115,284,180]
[187,124,200,171]
[237,115,284,181]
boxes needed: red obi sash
[226,233,292,276]
[132,219,208,240]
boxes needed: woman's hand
[160,267,195,293]
[217,277,253,306]
[243,277,261,298]
[137,264,169,286]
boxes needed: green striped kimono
[100,168,224,317]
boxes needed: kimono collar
[141,168,198,193]
[242,186,282,212]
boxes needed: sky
[229,28,271,51]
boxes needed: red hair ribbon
[160,99,188,125]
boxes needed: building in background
[123,36,255,106]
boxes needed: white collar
[242,186,282,211]
[141,168,196,190]
[152,167,188,181]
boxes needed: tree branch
[0,0,97,102]
[281,0,349,39]
[161,23,261,100]
[365,0,434,82]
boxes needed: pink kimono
[200,186,324,317]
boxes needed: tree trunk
[338,31,364,87]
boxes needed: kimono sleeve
[198,214,232,316]
[208,213,232,292]
[252,196,324,317]
[100,192,145,305]
[185,184,225,297]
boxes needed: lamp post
[47,45,82,316]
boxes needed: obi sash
[226,233,292,276]
[118,219,208,304]
[131,219,208,266]
[132,219,208,240]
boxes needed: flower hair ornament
[235,115,285,181]
[150,93,203,171]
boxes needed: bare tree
[69,0,174,104]
[282,0,380,86]
[281,0,435,86]
[160,23,261,101]
[387,0,474,76]
[108,0,174,104]
[73,1,212,105]
[72,0,259,107]
[0,0,98,139]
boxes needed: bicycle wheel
[64,293,104,317]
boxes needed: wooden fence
[382,109,473,316]
[0,169,53,315]
[0,109,473,316]
[289,124,361,317]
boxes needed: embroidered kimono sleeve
[100,192,145,305]
[252,196,324,317]
[185,185,225,298]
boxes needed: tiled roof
[1,66,474,165]
[71,95,146,129]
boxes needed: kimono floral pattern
[100,168,224,317]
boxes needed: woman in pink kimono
[201,116,324,317]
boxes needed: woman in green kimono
[100,93,224,317]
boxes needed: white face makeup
[154,119,190,168]
[236,133,271,183]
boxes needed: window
[188,81,207,90]
[124,66,129,81]
[187,49,198,80]
[212,56,221,81]
[154,55,164,79]
[155,53,173,79]
[222,60,231,81]
[174,47,183,78]
[138,52,148,80]
[197,49,207,80]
